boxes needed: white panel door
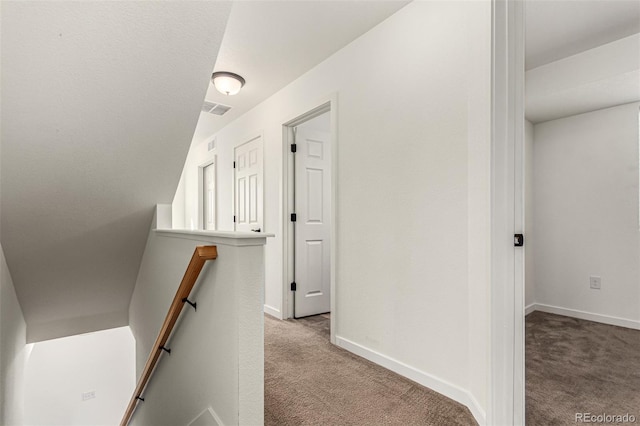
[294,127,331,317]
[203,163,216,230]
[234,136,263,232]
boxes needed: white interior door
[203,162,216,230]
[234,136,263,232]
[294,127,331,317]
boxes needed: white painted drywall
[525,120,535,308]
[1,1,232,342]
[199,1,410,139]
[174,1,492,420]
[525,1,640,70]
[0,21,31,418]
[23,326,134,426]
[466,2,492,415]
[172,171,187,232]
[128,224,266,426]
[1,246,30,426]
[533,102,640,323]
[526,33,640,124]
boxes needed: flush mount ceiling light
[211,71,245,96]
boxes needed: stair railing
[120,245,218,426]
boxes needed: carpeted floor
[264,314,477,426]
[526,311,640,425]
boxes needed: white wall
[533,102,640,326]
[172,171,187,231]
[1,247,29,426]
[174,1,492,421]
[23,327,135,426]
[466,3,491,410]
[525,119,535,309]
[1,9,31,418]
[128,223,265,426]
[1,2,233,343]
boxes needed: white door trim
[198,157,216,231]
[281,94,338,344]
[489,1,525,425]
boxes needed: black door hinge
[290,213,297,222]
[233,161,236,169]
[291,282,297,291]
[291,144,297,153]
[514,234,524,247]
[233,215,236,223]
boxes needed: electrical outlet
[590,276,601,290]
[81,391,96,401]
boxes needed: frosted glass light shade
[211,72,245,96]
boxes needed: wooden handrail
[120,245,218,426]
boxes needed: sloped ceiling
[526,34,640,124]
[1,1,231,342]
[525,0,640,123]
[526,0,640,70]
[192,0,410,145]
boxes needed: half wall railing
[120,245,218,426]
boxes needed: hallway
[264,315,477,425]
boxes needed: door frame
[281,94,338,344]
[233,133,264,232]
[489,1,525,425]
[197,156,216,231]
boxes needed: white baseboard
[531,303,640,330]
[263,304,282,319]
[524,303,536,316]
[335,336,486,426]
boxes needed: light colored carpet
[264,314,477,426]
[526,311,640,425]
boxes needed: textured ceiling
[191,0,410,146]
[525,0,640,123]
[1,1,231,342]
[526,34,639,123]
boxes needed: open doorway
[282,101,336,342]
[523,1,640,424]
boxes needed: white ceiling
[526,0,640,70]
[525,0,640,123]
[5,0,634,341]
[194,0,640,133]
[1,1,231,341]
[0,0,409,342]
[192,0,409,146]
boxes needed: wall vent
[202,101,231,116]
[207,138,216,151]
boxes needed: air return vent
[201,101,231,116]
